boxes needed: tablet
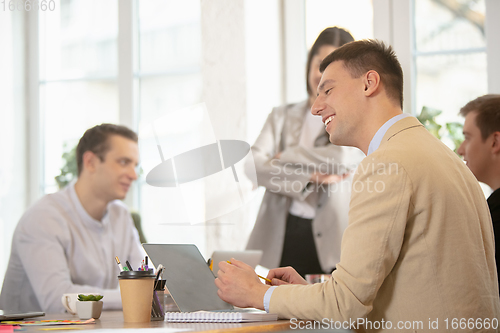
[211,250,263,277]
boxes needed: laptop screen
[143,244,234,313]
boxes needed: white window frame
[281,0,307,105]
[486,0,500,94]
[373,0,413,113]
[27,9,42,205]
[26,1,138,206]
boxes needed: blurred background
[0,0,499,285]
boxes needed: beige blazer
[269,117,500,332]
[246,101,364,272]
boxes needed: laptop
[211,250,263,277]
[0,310,45,321]
[143,244,234,312]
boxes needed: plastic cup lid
[118,270,156,279]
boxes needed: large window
[135,0,206,249]
[39,0,119,194]
[413,0,486,129]
[36,0,209,252]
[305,0,373,46]
[35,0,269,260]
[136,0,202,123]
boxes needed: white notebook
[165,311,278,323]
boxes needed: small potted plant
[76,294,104,320]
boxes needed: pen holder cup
[151,280,166,321]
[118,270,156,323]
[151,290,164,321]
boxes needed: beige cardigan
[269,117,500,332]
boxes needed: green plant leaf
[417,106,444,140]
[55,145,78,189]
[78,294,104,302]
[417,106,464,155]
[425,122,442,139]
[446,122,464,153]
[417,106,442,122]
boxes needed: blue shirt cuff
[263,286,278,313]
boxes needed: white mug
[61,293,80,315]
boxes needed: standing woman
[246,27,364,277]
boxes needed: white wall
[486,0,500,93]
[0,9,28,286]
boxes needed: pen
[115,256,124,272]
[226,261,272,283]
[207,258,213,271]
[125,260,133,271]
[258,275,273,283]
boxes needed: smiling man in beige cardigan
[215,40,500,332]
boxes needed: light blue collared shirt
[263,286,277,313]
[367,113,412,156]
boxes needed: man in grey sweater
[0,124,145,313]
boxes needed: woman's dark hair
[306,27,355,96]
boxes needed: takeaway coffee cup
[118,270,156,323]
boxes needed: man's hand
[310,172,350,185]
[267,267,308,286]
[215,258,270,310]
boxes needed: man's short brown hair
[320,39,404,108]
[76,123,138,176]
[459,95,500,141]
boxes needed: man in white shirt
[214,40,499,331]
[0,124,145,313]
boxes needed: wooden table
[13,311,291,333]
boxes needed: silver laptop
[211,250,263,277]
[143,244,234,312]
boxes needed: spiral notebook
[165,311,278,323]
